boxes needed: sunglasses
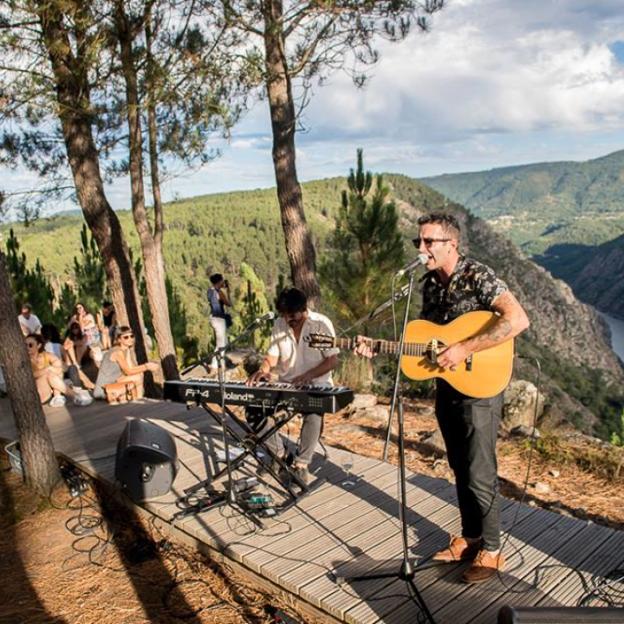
[412,237,452,247]
[121,334,135,339]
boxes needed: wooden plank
[535,528,624,608]
[171,462,387,555]
[463,521,622,624]
[178,461,398,562]
[179,454,388,538]
[310,485,473,621]
[343,499,535,624]
[262,478,455,589]
[429,509,588,624]
[275,482,456,598]
[248,469,414,578]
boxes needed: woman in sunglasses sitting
[93,326,159,402]
[26,334,92,407]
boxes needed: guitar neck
[333,337,427,356]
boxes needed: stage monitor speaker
[115,419,178,502]
[498,606,624,624]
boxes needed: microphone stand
[335,270,435,624]
[339,283,410,337]
[175,315,271,517]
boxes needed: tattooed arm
[437,291,530,369]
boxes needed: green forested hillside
[2,179,352,352]
[421,149,624,255]
[3,174,623,439]
[421,150,624,318]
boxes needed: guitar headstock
[307,333,336,350]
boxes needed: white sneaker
[49,395,66,408]
[73,391,93,406]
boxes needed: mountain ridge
[4,174,623,437]
[420,149,624,321]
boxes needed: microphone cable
[495,355,543,591]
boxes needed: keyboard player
[247,287,339,485]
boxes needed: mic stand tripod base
[333,558,418,585]
[333,271,435,624]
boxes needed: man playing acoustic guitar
[358,212,529,584]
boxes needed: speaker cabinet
[498,606,624,623]
[115,419,178,502]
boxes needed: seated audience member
[41,323,65,359]
[26,334,92,407]
[63,322,97,390]
[18,303,42,336]
[100,301,116,350]
[93,326,159,401]
[69,302,103,363]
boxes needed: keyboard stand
[183,400,309,503]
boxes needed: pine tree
[5,229,55,324]
[56,283,78,328]
[320,149,405,323]
[73,224,107,313]
[166,277,199,366]
[234,263,271,349]
[0,250,60,496]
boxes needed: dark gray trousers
[435,379,503,551]
[245,407,322,466]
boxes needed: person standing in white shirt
[18,303,42,336]
[247,287,339,485]
[207,273,232,373]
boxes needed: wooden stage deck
[1,397,623,623]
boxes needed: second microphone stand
[176,316,269,519]
[335,270,435,624]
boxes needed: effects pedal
[241,491,275,515]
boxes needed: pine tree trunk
[115,1,179,381]
[0,252,60,496]
[263,0,320,308]
[36,1,149,365]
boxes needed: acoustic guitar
[307,310,514,398]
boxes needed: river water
[598,311,624,362]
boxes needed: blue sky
[3,0,624,215]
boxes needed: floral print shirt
[420,256,508,324]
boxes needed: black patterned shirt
[420,256,508,324]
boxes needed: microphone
[254,311,275,323]
[395,253,429,277]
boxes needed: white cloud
[3,0,624,213]
[302,1,624,145]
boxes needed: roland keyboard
[164,379,354,414]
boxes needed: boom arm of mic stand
[340,283,411,337]
[180,317,267,377]
[367,283,410,321]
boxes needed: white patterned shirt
[267,311,339,386]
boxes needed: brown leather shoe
[432,536,481,562]
[462,549,505,584]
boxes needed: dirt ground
[0,457,310,624]
[323,401,624,529]
[1,402,622,624]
